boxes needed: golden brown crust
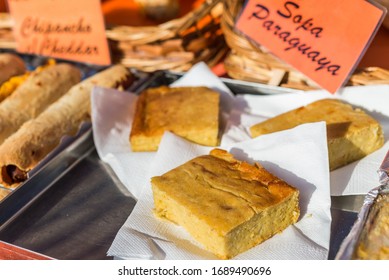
[151,148,300,259]
[0,53,26,85]
[0,64,81,145]
[0,65,131,188]
[250,99,384,170]
[130,86,220,151]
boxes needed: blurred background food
[133,0,180,22]
[102,0,205,26]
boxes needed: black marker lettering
[315,57,331,70]
[278,31,291,42]
[250,4,270,20]
[273,25,282,35]
[277,1,299,18]
[263,20,274,31]
[327,65,340,75]
[296,18,314,32]
[310,27,323,38]
[284,37,300,51]
[297,43,311,54]
[307,51,320,61]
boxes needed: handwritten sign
[7,0,111,65]
[236,0,386,93]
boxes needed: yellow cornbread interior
[354,194,389,260]
[130,86,219,151]
[250,99,384,170]
[151,149,300,259]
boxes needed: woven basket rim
[108,0,228,72]
[106,0,222,43]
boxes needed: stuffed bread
[0,53,26,102]
[0,65,132,188]
[0,53,26,85]
[0,63,81,145]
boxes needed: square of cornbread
[130,86,220,151]
[250,99,384,170]
[151,149,300,259]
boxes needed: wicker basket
[107,0,228,72]
[348,67,389,86]
[221,0,319,90]
[221,0,389,90]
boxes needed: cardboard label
[7,0,111,65]
[236,0,386,93]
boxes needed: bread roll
[0,53,25,85]
[0,65,132,188]
[0,63,81,144]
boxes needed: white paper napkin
[225,85,389,196]
[91,62,234,199]
[108,122,331,260]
